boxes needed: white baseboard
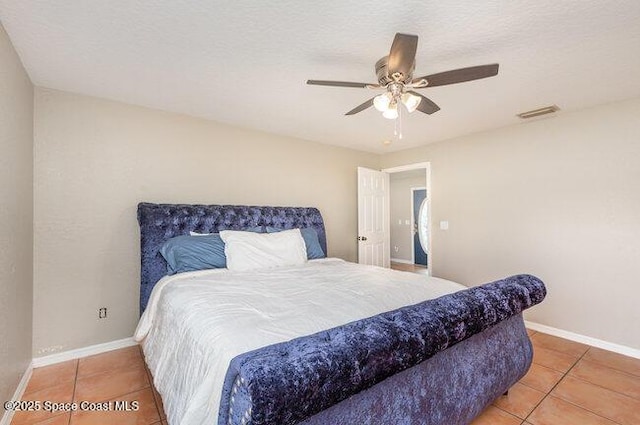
[525,321,640,360]
[390,258,413,265]
[1,363,33,425]
[32,337,137,368]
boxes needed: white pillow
[220,229,308,271]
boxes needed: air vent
[517,105,560,119]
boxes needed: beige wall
[18,56,640,358]
[382,98,640,350]
[390,173,426,262]
[0,23,33,404]
[31,89,640,354]
[33,88,379,355]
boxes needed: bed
[135,202,546,425]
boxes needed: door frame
[410,186,427,265]
[382,162,431,275]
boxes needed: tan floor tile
[70,387,159,425]
[569,359,640,400]
[532,346,579,373]
[145,368,165,421]
[552,375,640,425]
[77,346,144,379]
[519,363,564,393]
[26,360,77,395]
[11,381,74,425]
[528,395,618,425]
[469,405,521,425]
[74,363,149,403]
[389,262,429,274]
[492,382,546,419]
[583,347,640,378]
[143,365,156,391]
[151,387,165,420]
[31,413,71,425]
[531,333,589,358]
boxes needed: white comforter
[134,258,465,425]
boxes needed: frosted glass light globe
[382,103,398,119]
[373,93,392,112]
[401,93,422,113]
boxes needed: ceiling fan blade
[407,91,440,115]
[307,80,373,88]
[387,33,418,81]
[413,64,499,87]
[345,98,375,115]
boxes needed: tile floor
[11,345,165,425]
[390,261,429,274]
[9,331,640,425]
[470,330,640,425]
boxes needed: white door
[357,167,390,267]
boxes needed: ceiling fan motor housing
[376,56,415,86]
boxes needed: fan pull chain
[394,103,403,140]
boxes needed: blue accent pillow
[160,234,226,274]
[266,227,326,259]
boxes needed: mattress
[134,258,466,425]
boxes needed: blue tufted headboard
[137,202,327,314]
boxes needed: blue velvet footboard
[300,314,531,425]
[219,274,545,425]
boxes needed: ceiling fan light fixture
[382,102,398,120]
[373,93,392,112]
[306,33,500,126]
[401,92,422,113]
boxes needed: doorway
[383,163,430,275]
[412,188,428,267]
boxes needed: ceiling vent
[517,105,560,119]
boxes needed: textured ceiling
[1,1,640,153]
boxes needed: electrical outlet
[394,246,399,252]
[98,307,107,319]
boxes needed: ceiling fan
[307,33,499,120]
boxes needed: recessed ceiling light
[517,105,560,119]
[382,140,392,146]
